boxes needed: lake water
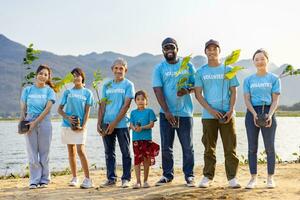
[0,117,299,176]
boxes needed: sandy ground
[0,163,299,200]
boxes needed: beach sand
[1,163,299,200]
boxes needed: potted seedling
[219,49,244,123]
[174,54,193,128]
[256,64,300,127]
[92,69,112,135]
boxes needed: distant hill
[0,34,299,117]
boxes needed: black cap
[205,39,220,51]
[162,37,178,48]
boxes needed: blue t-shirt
[102,78,135,128]
[243,72,281,106]
[152,58,196,117]
[21,85,56,116]
[195,64,240,119]
[130,108,157,141]
[60,88,94,127]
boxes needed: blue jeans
[102,128,131,181]
[245,106,277,175]
[159,113,194,181]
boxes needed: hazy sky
[1,0,300,66]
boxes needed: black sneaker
[100,179,116,188]
[186,177,195,187]
[155,176,172,186]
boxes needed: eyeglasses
[162,44,177,51]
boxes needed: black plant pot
[18,120,30,134]
[218,111,228,124]
[256,113,268,127]
[71,115,81,130]
[171,116,180,128]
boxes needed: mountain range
[0,34,299,117]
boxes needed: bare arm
[20,102,27,121]
[224,86,237,123]
[194,86,223,119]
[106,98,132,135]
[153,87,176,124]
[81,104,91,129]
[57,105,76,126]
[97,102,106,135]
[266,93,280,127]
[244,93,259,127]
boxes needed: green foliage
[280,64,300,78]
[92,69,104,89]
[52,72,74,93]
[239,154,248,165]
[292,152,300,163]
[175,54,192,77]
[176,55,193,91]
[101,97,112,105]
[22,43,41,86]
[224,66,244,80]
[224,49,241,66]
[23,43,41,65]
[222,49,244,80]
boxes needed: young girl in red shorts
[129,90,159,189]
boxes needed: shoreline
[1,163,299,200]
[2,111,300,121]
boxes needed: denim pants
[245,106,277,175]
[25,114,52,185]
[102,128,131,181]
[159,113,194,181]
[202,118,239,180]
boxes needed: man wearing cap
[194,39,241,188]
[152,37,196,187]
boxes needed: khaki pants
[201,118,239,180]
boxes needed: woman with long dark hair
[20,64,56,189]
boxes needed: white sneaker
[228,178,241,188]
[80,178,93,189]
[69,177,79,187]
[29,184,38,189]
[121,180,130,188]
[267,177,276,188]
[245,178,257,189]
[198,176,212,188]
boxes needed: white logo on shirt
[106,88,125,94]
[165,70,188,77]
[68,94,87,100]
[203,74,224,80]
[28,94,47,99]
[250,83,272,89]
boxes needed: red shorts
[133,140,160,166]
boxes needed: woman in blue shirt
[243,49,281,189]
[57,68,94,189]
[20,65,56,189]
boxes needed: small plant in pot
[92,69,112,135]
[219,49,244,124]
[174,54,193,128]
[256,101,269,127]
